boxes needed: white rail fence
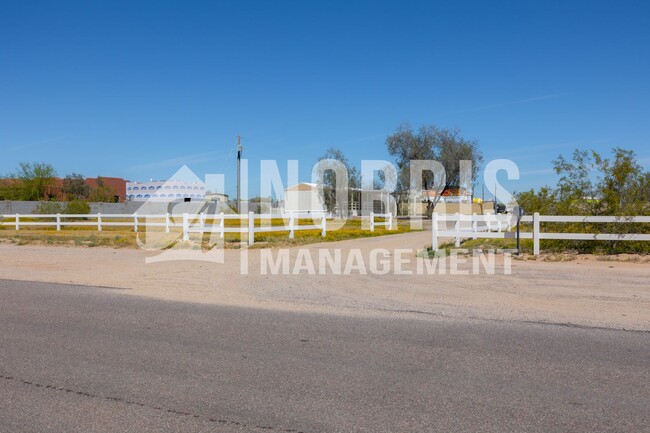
[369,212,395,231]
[1,210,395,245]
[432,212,650,255]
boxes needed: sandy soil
[1,230,649,331]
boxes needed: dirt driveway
[1,229,649,331]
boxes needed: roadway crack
[0,374,304,433]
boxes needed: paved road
[1,279,648,432]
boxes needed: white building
[283,183,395,216]
[284,183,325,213]
[126,179,207,201]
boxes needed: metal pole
[236,135,242,214]
[516,216,521,255]
[515,206,523,255]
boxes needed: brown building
[0,176,129,202]
[83,177,127,202]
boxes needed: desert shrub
[36,201,64,215]
[63,200,91,221]
[35,201,64,221]
[64,200,90,215]
[515,148,650,254]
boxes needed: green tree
[62,173,91,201]
[515,147,650,253]
[386,123,482,215]
[315,148,360,215]
[88,177,116,202]
[2,162,57,200]
[515,186,557,215]
[550,148,650,216]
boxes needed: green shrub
[35,201,64,221]
[36,201,64,215]
[64,200,90,215]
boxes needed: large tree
[62,173,91,200]
[315,148,360,215]
[386,123,482,209]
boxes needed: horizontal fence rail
[432,212,650,255]
[369,212,395,231]
[1,210,391,245]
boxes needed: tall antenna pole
[236,135,242,213]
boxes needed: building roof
[285,182,319,192]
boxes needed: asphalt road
[1,279,648,433]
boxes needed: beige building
[284,183,325,213]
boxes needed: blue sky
[2,0,649,198]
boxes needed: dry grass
[0,217,413,249]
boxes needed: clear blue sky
[2,0,649,198]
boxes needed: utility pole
[236,135,242,213]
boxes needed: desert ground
[2,230,650,432]
[1,229,648,331]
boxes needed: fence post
[321,214,326,237]
[289,212,295,239]
[389,212,394,230]
[533,212,540,256]
[455,212,461,247]
[182,213,189,241]
[370,212,375,232]
[56,213,61,231]
[431,212,439,252]
[165,212,170,233]
[219,212,225,238]
[15,213,19,230]
[200,212,205,231]
[97,212,102,232]
[134,213,139,233]
[472,213,477,239]
[248,211,254,245]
